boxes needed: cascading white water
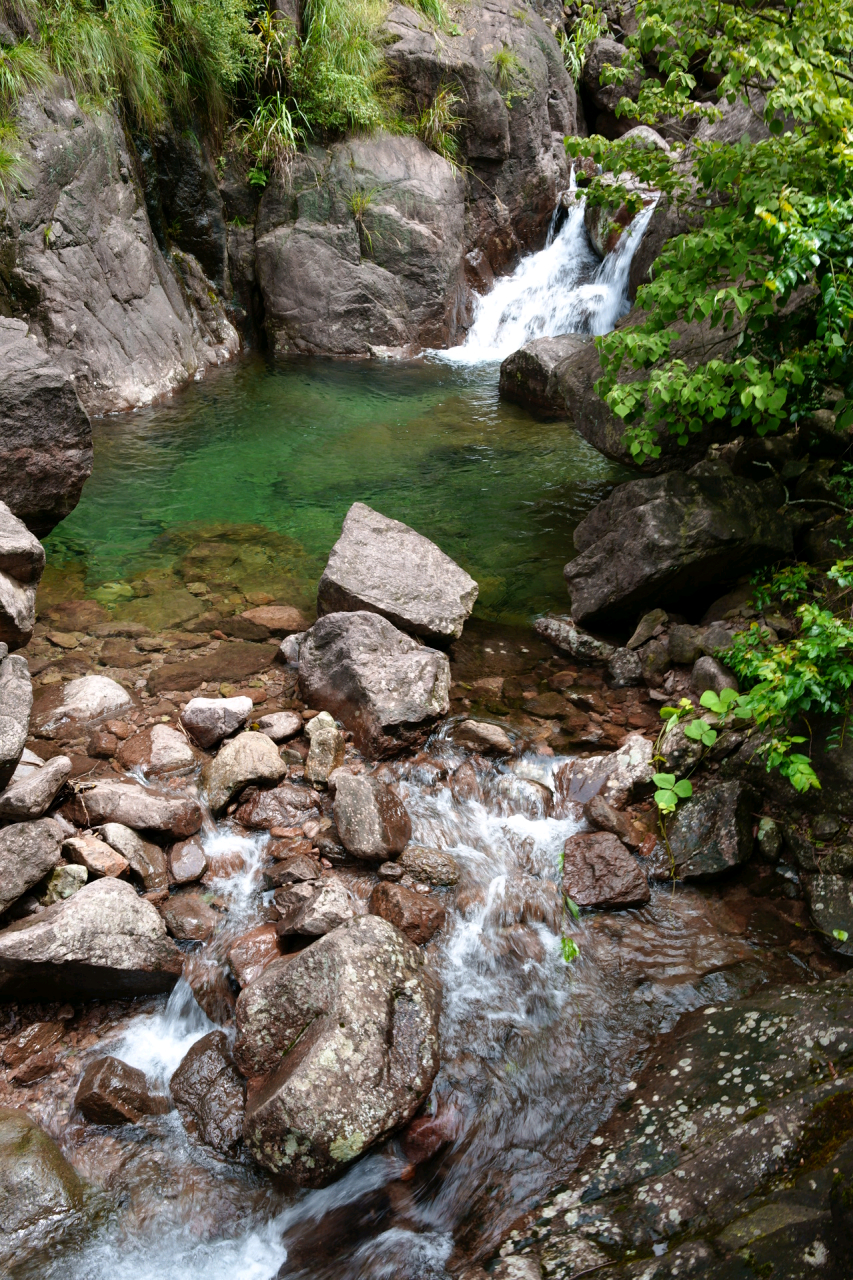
[443,180,656,364]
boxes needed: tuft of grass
[348,184,378,254]
[558,4,607,86]
[239,90,301,180]
[416,82,463,168]
[491,44,523,92]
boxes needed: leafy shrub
[558,4,606,86]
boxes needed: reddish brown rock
[170,1030,245,1151]
[562,831,650,909]
[234,782,319,831]
[8,1049,58,1083]
[227,925,283,987]
[263,853,321,888]
[115,724,198,777]
[2,1020,63,1068]
[332,772,412,862]
[169,838,207,884]
[147,642,276,695]
[75,1055,169,1124]
[160,888,219,942]
[241,605,308,635]
[87,729,118,759]
[582,794,647,850]
[368,882,445,944]
[63,835,129,879]
[401,1107,459,1163]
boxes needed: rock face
[562,831,650,908]
[0,877,183,1000]
[170,1030,245,1152]
[803,875,853,958]
[384,0,576,268]
[564,470,793,626]
[0,754,71,822]
[180,695,253,749]
[201,731,287,813]
[581,36,643,136]
[0,1107,87,1270]
[317,502,478,642]
[75,1055,169,1124]
[256,132,467,354]
[647,782,758,880]
[2,91,239,415]
[299,612,451,757]
[62,779,203,838]
[333,772,412,862]
[0,819,63,915]
[234,914,441,1186]
[0,507,45,651]
[0,319,92,536]
[0,652,33,787]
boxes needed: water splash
[108,977,215,1086]
[443,183,656,364]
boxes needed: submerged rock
[171,1031,245,1152]
[180,695,253,749]
[75,1055,170,1125]
[0,504,45,650]
[62,779,203,838]
[0,818,63,915]
[333,771,412,862]
[202,731,287,813]
[562,831,650,909]
[0,1106,88,1271]
[298,611,450,757]
[317,502,478,642]
[234,914,441,1186]
[227,924,283,987]
[161,888,220,942]
[0,877,183,1000]
[397,845,460,886]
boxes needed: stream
[11,192,810,1278]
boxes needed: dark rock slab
[75,1055,170,1124]
[562,831,650,908]
[647,781,758,880]
[368,881,446,943]
[147,642,276,694]
[170,1030,245,1152]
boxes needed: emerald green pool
[44,354,628,626]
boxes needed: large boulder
[234,915,441,1186]
[0,319,92,536]
[646,781,758,880]
[0,506,45,650]
[0,754,71,822]
[564,468,793,626]
[255,132,467,355]
[317,502,478,642]
[0,819,63,915]
[2,90,238,414]
[298,611,451,757]
[34,674,132,733]
[0,877,183,1000]
[332,771,412,862]
[0,651,33,787]
[384,0,576,268]
[0,1107,88,1271]
[201,731,287,813]
[498,334,580,417]
[62,779,203,838]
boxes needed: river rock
[234,780,319,830]
[38,863,87,906]
[554,733,654,811]
[803,874,853,957]
[533,615,615,663]
[2,1020,63,1068]
[98,823,168,892]
[368,882,446,944]
[241,605,308,635]
[298,611,451,757]
[147,642,276,695]
[582,795,646,849]
[562,831,650,909]
[64,834,129,879]
[202,731,287,813]
[304,711,345,784]
[332,771,412,862]
[0,652,33,788]
[234,914,441,1185]
[0,819,63,914]
[46,674,133,728]
[264,853,321,887]
[227,924,283,987]
[0,1106,87,1271]
[116,723,198,776]
[0,319,92,537]
[0,504,45,650]
[456,720,514,754]
[256,710,303,741]
[607,647,643,688]
[317,502,478,642]
[563,471,793,627]
[499,335,575,417]
[397,845,460,886]
[0,877,182,1000]
[170,1031,245,1152]
[285,877,356,937]
[0,754,71,821]
[62,780,203,838]
[691,655,738,695]
[180,695,253,748]
[161,888,220,942]
[169,838,208,884]
[75,1055,170,1125]
[646,781,758,880]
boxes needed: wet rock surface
[180,695,253,748]
[562,831,650,909]
[647,782,759,880]
[171,1031,245,1152]
[333,771,412,862]
[75,1054,169,1124]
[0,1105,88,1269]
[368,881,446,943]
[201,730,287,813]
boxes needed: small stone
[75,1055,170,1124]
[256,710,303,741]
[98,823,168,892]
[2,1020,63,1067]
[292,877,355,936]
[304,711,345,784]
[63,835,129,879]
[626,609,668,650]
[563,831,650,908]
[456,720,514,754]
[161,888,220,942]
[332,771,412,862]
[607,648,642,688]
[263,853,321,887]
[201,731,287,813]
[638,638,670,685]
[116,724,197,777]
[691,655,738,696]
[378,860,405,882]
[756,816,782,862]
[668,624,704,665]
[227,925,283,987]
[241,605,308,635]
[368,882,445,944]
[278,633,304,665]
[38,863,88,905]
[169,839,208,884]
[180,695,253,748]
[397,845,460,886]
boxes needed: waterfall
[444,180,656,364]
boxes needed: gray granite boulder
[332,771,412,862]
[0,755,71,822]
[0,819,64,915]
[201,731,287,813]
[0,506,45,651]
[62,779,203,839]
[0,651,32,788]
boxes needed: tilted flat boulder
[564,468,792,626]
[317,502,478,642]
[0,652,33,788]
[0,505,45,650]
[234,914,441,1186]
[201,731,287,813]
[0,319,92,537]
[0,754,71,822]
[298,611,450,758]
[0,877,183,1000]
[0,1106,88,1271]
[0,819,64,915]
[61,779,203,838]
[171,1030,245,1152]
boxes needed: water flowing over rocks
[0,506,45,651]
[299,611,451,757]
[0,319,92,537]
[0,877,182,999]
[234,914,441,1186]
[0,1106,88,1271]
[318,502,478,642]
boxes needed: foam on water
[108,977,215,1085]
